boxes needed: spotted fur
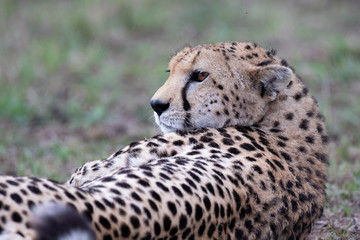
[0,42,328,240]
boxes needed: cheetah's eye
[194,71,209,82]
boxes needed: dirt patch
[308,210,360,239]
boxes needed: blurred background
[0,0,359,238]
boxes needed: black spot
[155,181,169,192]
[223,138,235,145]
[281,152,292,162]
[28,185,41,195]
[195,204,203,221]
[199,136,213,143]
[302,87,309,95]
[189,137,197,144]
[138,179,150,187]
[147,142,159,147]
[246,156,257,162]
[298,146,307,153]
[322,135,329,144]
[207,224,216,237]
[12,212,22,223]
[285,113,294,120]
[267,171,275,183]
[173,140,184,146]
[10,193,22,204]
[103,199,115,209]
[228,147,240,155]
[6,180,19,186]
[235,228,246,240]
[293,92,302,101]
[150,191,161,202]
[208,142,220,149]
[131,192,142,201]
[172,186,183,198]
[299,119,309,130]
[187,151,200,156]
[251,141,265,151]
[143,207,151,219]
[259,137,269,146]
[217,185,225,198]
[167,201,177,216]
[130,216,140,228]
[213,169,226,180]
[245,220,253,233]
[179,215,187,230]
[305,135,315,144]
[99,216,111,229]
[315,152,328,164]
[278,135,289,141]
[203,196,211,210]
[148,199,158,211]
[154,221,161,236]
[185,201,192,215]
[205,183,215,195]
[270,128,281,133]
[104,234,112,240]
[291,200,298,212]
[163,215,172,231]
[130,204,141,214]
[252,165,263,174]
[116,182,131,189]
[306,111,314,117]
[94,200,105,211]
[281,59,289,66]
[120,224,131,238]
[220,204,225,218]
[240,143,256,151]
[273,159,284,170]
[265,159,277,171]
[299,193,308,202]
[267,48,277,56]
[198,220,206,236]
[257,60,272,66]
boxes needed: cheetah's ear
[251,66,292,101]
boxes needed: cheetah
[0,42,328,240]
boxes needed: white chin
[154,112,179,133]
[159,125,176,133]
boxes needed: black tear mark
[181,81,191,111]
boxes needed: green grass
[0,0,359,237]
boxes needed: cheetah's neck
[257,77,328,163]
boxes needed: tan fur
[0,42,328,240]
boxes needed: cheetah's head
[151,42,293,133]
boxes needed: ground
[0,0,359,239]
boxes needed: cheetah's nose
[150,99,170,116]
